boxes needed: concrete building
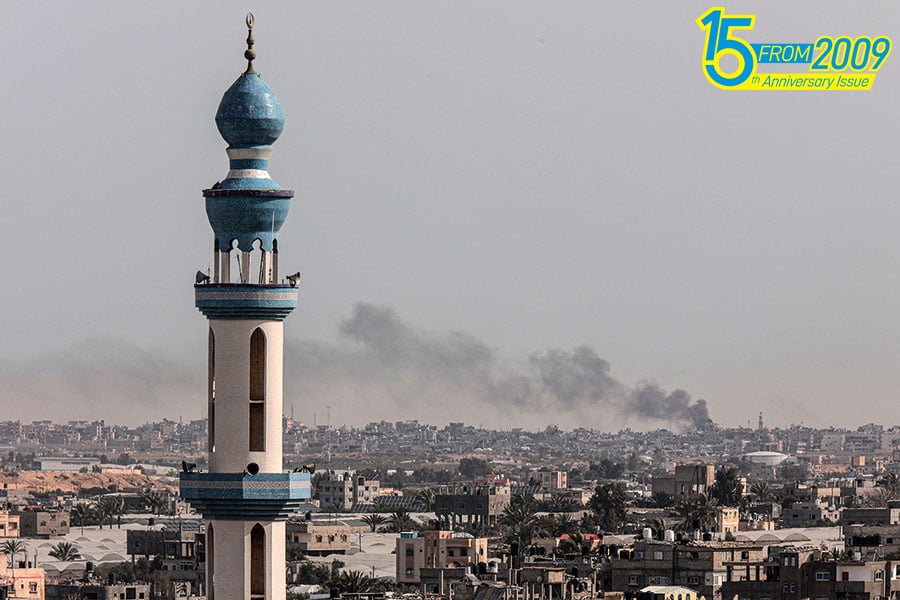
[396,531,489,585]
[780,502,839,528]
[0,555,45,600]
[177,15,311,600]
[126,525,205,589]
[316,472,381,511]
[434,484,511,529]
[45,583,150,600]
[532,471,567,491]
[17,511,69,539]
[34,457,100,473]
[652,464,715,498]
[608,540,767,599]
[0,511,20,538]
[286,521,352,556]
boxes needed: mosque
[179,15,311,600]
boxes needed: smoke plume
[0,303,711,430]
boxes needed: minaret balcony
[179,471,311,520]
[195,283,297,321]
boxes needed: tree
[675,493,719,534]
[878,473,900,500]
[388,508,415,532]
[96,496,125,529]
[557,532,594,557]
[334,570,377,594]
[749,481,775,503]
[1,539,26,570]
[414,488,436,511]
[651,491,674,508]
[71,503,97,534]
[142,490,168,516]
[49,542,82,561]
[710,467,743,507]
[458,458,489,478]
[361,513,387,532]
[588,483,629,533]
[500,494,537,547]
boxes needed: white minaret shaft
[181,14,308,600]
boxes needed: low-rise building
[17,510,69,539]
[286,520,352,556]
[0,553,45,600]
[434,484,510,529]
[396,530,489,585]
[0,511,21,537]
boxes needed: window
[406,568,414,576]
[126,588,137,599]
[448,550,455,557]
[653,551,663,560]
[815,572,830,581]
[208,328,215,451]
[207,523,215,600]
[460,548,468,557]
[636,551,644,559]
[249,328,266,451]
[628,576,640,586]
[29,583,37,594]
[876,570,884,581]
[741,551,749,559]
[406,549,414,557]
[687,577,700,586]
[251,524,266,598]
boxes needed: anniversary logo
[698,7,892,90]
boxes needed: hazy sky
[3,2,900,430]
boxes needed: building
[126,523,205,589]
[608,540,767,599]
[0,554,45,600]
[17,510,69,539]
[779,502,839,528]
[33,457,100,473]
[434,484,511,529]
[177,15,311,600]
[652,465,715,498]
[396,531,489,585]
[0,511,20,538]
[532,471,567,491]
[286,521,352,556]
[316,472,381,511]
[45,583,151,600]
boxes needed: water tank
[643,528,653,540]
[664,530,675,542]
[853,551,862,561]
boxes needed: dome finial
[243,13,257,75]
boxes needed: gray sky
[2,1,900,430]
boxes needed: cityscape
[4,4,900,600]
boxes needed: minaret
[180,15,310,600]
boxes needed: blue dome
[215,73,285,147]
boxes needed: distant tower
[758,411,764,431]
[180,15,310,600]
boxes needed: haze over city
[3,2,900,429]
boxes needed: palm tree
[675,493,719,534]
[500,496,537,547]
[878,473,900,500]
[749,481,775,503]
[49,542,82,561]
[1,539,26,573]
[388,508,415,532]
[557,532,594,557]
[414,488,436,511]
[142,489,168,516]
[96,496,124,529]
[70,503,96,535]
[335,570,377,594]
[361,513,387,532]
